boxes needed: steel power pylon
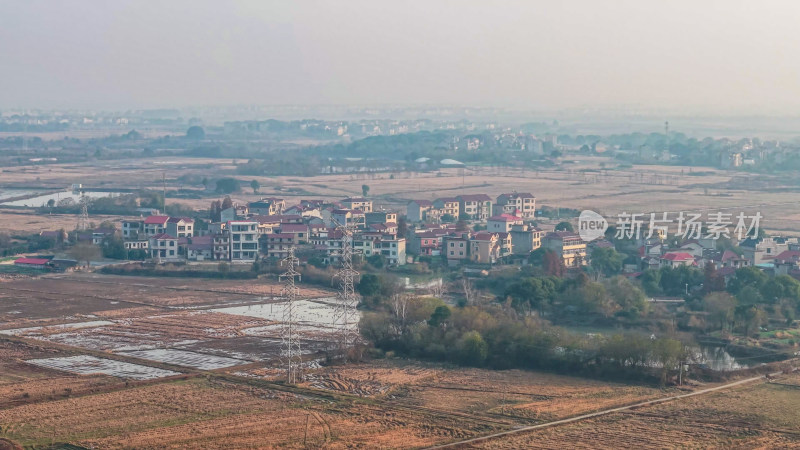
[331,219,361,357]
[77,196,89,231]
[279,246,303,384]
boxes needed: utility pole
[162,171,167,214]
[303,413,310,446]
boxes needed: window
[450,251,454,256]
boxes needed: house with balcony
[375,235,406,266]
[278,223,309,244]
[366,211,398,226]
[510,224,543,255]
[341,197,373,213]
[487,214,524,233]
[213,233,230,260]
[407,200,436,223]
[143,215,170,237]
[249,197,285,215]
[433,198,460,220]
[543,231,587,267]
[121,219,144,239]
[229,221,259,263]
[265,233,295,259]
[149,233,180,261]
[494,192,536,219]
[408,231,444,256]
[166,217,194,238]
[457,194,492,221]
[444,235,471,265]
[331,209,365,228]
[470,232,511,264]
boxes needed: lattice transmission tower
[332,221,361,356]
[279,246,303,384]
[77,196,89,231]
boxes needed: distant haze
[2,0,800,113]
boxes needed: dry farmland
[1,270,799,448]
[465,373,800,449]
[4,155,800,235]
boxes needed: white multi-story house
[143,215,170,237]
[149,233,180,261]
[166,217,194,238]
[457,194,492,221]
[229,221,259,263]
[121,219,144,239]
[494,193,536,219]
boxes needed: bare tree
[69,242,101,267]
[462,277,476,305]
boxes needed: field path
[427,372,782,449]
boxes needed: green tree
[221,196,234,210]
[554,221,574,232]
[361,184,370,197]
[590,247,623,278]
[727,266,768,295]
[736,305,766,337]
[367,253,385,269]
[428,305,451,328]
[640,269,662,296]
[215,178,241,194]
[457,331,488,366]
[652,338,685,386]
[101,234,126,260]
[606,276,648,317]
[703,292,737,331]
[186,126,205,140]
[736,285,763,306]
[250,179,260,194]
[357,273,382,298]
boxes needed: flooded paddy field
[118,349,248,370]
[27,355,180,380]
[0,273,341,372]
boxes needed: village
[9,187,800,288]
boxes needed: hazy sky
[2,0,800,112]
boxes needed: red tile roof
[151,233,177,240]
[774,250,800,262]
[167,217,194,224]
[661,252,695,261]
[14,257,50,265]
[489,214,522,222]
[144,215,170,225]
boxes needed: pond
[1,190,122,207]
[692,345,751,371]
